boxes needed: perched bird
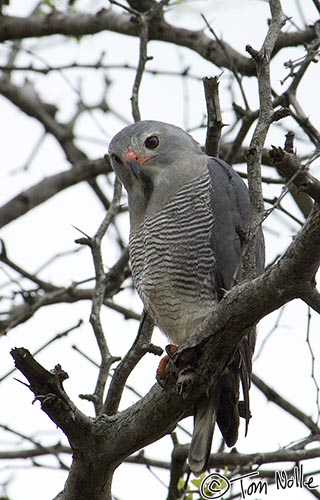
[109,120,264,474]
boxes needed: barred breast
[129,172,218,345]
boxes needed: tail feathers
[238,327,256,434]
[216,369,239,447]
[188,339,255,476]
[188,387,219,475]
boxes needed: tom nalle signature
[200,464,319,499]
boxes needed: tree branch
[10,348,91,439]
[202,76,224,157]
[172,443,320,468]
[269,142,320,204]
[103,311,156,415]
[130,11,149,122]
[0,77,85,164]
[246,0,286,216]
[252,373,320,434]
[241,1,285,281]
[0,11,317,76]
[0,158,109,229]
[0,249,131,336]
[75,178,123,415]
[0,444,71,460]
[301,286,320,314]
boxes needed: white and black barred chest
[129,172,218,344]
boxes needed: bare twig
[0,319,83,383]
[254,307,286,360]
[129,1,170,121]
[312,0,320,14]
[201,13,251,110]
[75,178,122,415]
[171,443,320,468]
[239,1,286,280]
[202,76,224,157]
[0,423,70,469]
[0,249,131,336]
[0,240,59,292]
[131,13,150,122]
[252,373,320,434]
[225,107,257,165]
[0,443,71,461]
[245,1,286,216]
[306,306,320,424]
[0,158,108,229]
[103,311,157,415]
[0,61,202,81]
[264,196,304,226]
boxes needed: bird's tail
[188,369,240,476]
[188,385,219,476]
[188,328,255,475]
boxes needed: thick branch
[301,286,320,314]
[0,11,252,74]
[269,145,320,204]
[0,11,317,76]
[10,348,91,439]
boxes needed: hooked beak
[125,150,154,178]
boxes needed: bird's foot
[156,344,178,386]
[156,344,198,398]
[176,366,197,398]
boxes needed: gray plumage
[108,120,264,475]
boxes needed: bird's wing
[207,157,265,441]
[208,156,256,288]
[189,157,264,474]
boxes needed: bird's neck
[128,156,208,230]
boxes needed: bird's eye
[111,154,123,165]
[144,135,159,149]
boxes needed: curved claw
[156,344,179,386]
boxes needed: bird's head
[108,120,206,224]
[109,120,204,187]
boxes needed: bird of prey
[108,120,265,475]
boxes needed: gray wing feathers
[207,157,253,290]
[189,158,264,473]
[208,157,264,440]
